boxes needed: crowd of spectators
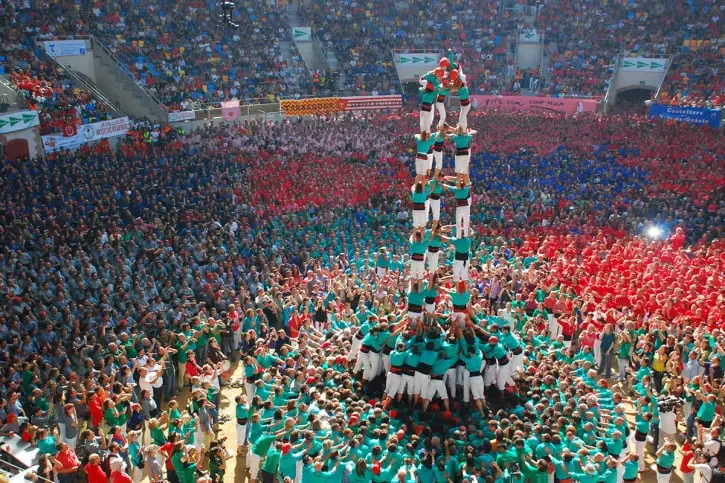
[534,0,723,102]
[657,46,724,107]
[0,4,113,135]
[298,0,520,96]
[0,108,722,481]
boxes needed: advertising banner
[470,95,598,114]
[292,27,312,42]
[42,117,130,153]
[42,40,87,57]
[396,54,438,66]
[648,103,722,128]
[342,95,403,111]
[0,110,39,134]
[621,58,667,72]
[168,110,196,122]
[281,96,403,116]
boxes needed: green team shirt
[261,447,281,473]
[452,237,471,255]
[451,291,470,307]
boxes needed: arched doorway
[613,87,656,114]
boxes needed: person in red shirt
[54,442,80,483]
[88,390,105,430]
[185,351,203,380]
[110,458,132,483]
[85,454,107,483]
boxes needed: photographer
[658,393,682,445]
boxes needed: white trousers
[244,382,256,401]
[456,204,471,238]
[349,337,362,361]
[412,208,427,228]
[413,371,430,396]
[497,362,510,391]
[427,378,448,400]
[445,367,457,398]
[656,471,671,483]
[455,153,470,174]
[429,198,441,222]
[131,466,143,483]
[236,423,248,446]
[411,259,425,280]
[354,350,369,373]
[415,156,428,176]
[484,362,498,387]
[409,311,423,328]
[453,259,469,282]
[382,354,391,373]
[400,374,414,396]
[363,352,381,380]
[452,311,467,328]
[426,250,440,273]
[435,101,446,127]
[385,372,402,397]
[470,375,485,401]
[420,108,434,132]
[458,103,471,130]
[433,149,443,172]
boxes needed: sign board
[168,110,196,122]
[342,95,403,111]
[621,58,666,72]
[0,110,39,134]
[649,104,722,128]
[292,27,312,42]
[470,95,598,114]
[281,95,402,116]
[42,117,130,153]
[42,40,87,57]
[393,53,440,82]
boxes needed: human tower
[408,50,475,333]
[349,51,521,416]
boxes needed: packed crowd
[0,99,723,483]
[657,47,725,107]
[0,21,113,135]
[298,0,519,96]
[535,0,724,102]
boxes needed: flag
[63,123,77,137]
[221,100,241,121]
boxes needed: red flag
[221,100,241,121]
[63,123,77,137]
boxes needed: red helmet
[439,57,450,68]
[449,69,459,81]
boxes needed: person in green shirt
[521,457,549,483]
[655,440,676,480]
[260,440,283,481]
[616,331,632,382]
